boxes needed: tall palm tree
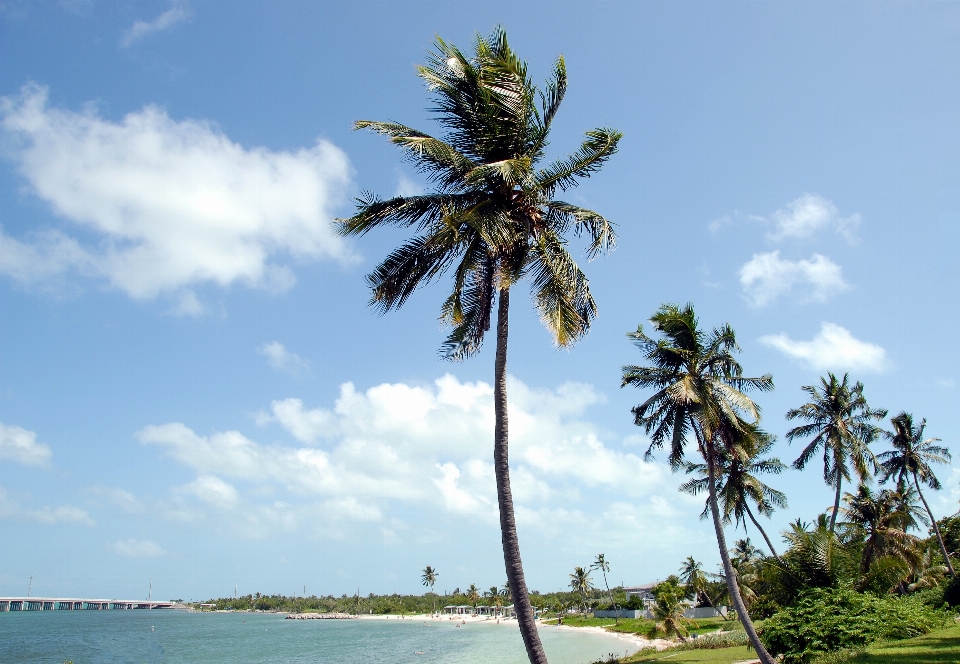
[680,426,787,559]
[569,566,593,613]
[786,373,886,534]
[840,484,921,577]
[878,412,955,577]
[338,28,620,664]
[622,303,776,664]
[421,566,438,614]
[590,553,619,623]
[485,586,505,616]
[466,583,480,613]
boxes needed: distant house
[623,583,657,606]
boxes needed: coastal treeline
[195,587,615,616]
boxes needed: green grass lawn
[548,614,736,637]
[846,623,960,663]
[617,622,960,664]
[622,646,758,663]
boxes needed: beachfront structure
[0,597,175,611]
[442,605,473,615]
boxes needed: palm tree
[731,538,762,565]
[840,484,921,577]
[421,566,438,614]
[569,566,593,613]
[622,303,776,664]
[786,373,886,534]
[338,28,620,664]
[878,412,955,577]
[680,426,787,559]
[678,556,711,607]
[485,586,505,616]
[647,583,695,642]
[466,584,480,613]
[590,553,619,623]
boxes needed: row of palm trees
[621,304,954,663]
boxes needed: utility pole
[27,573,33,598]
[149,579,152,601]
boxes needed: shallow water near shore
[0,611,637,663]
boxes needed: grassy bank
[612,623,960,664]
[548,614,734,638]
[843,622,960,663]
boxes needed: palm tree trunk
[705,435,776,664]
[829,474,843,534]
[744,503,780,560]
[494,289,548,664]
[914,473,955,577]
[601,571,618,624]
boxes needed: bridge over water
[0,597,175,611]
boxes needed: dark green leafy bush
[760,587,950,663]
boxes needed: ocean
[0,611,636,663]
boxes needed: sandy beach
[354,613,672,655]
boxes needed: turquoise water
[0,611,635,663]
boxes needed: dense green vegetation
[761,588,951,663]
[588,303,960,663]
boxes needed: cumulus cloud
[767,193,861,242]
[0,422,52,466]
[0,84,353,301]
[394,172,422,198]
[110,538,166,557]
[0,487,95,526]
[140,375,672,539]
[120,3,189,47]
[760,322,888,372]
[86,486,146,513]
[179,475,240,509]
[739,251,848,307]
[258,341,308,375]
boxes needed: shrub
[673,630,750,650]
[760,587,950,664]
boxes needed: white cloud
[760,322,888,372]
[139,375,674,540]
[0,487,95,526]
[258,341,308,375]
[179,475,240,509]
[739,251,848,307]
[394,172,422,198]
[0,84,353,301]
[767,193,861,242]
[109,538,166,557]
[0,422,52,466]
[86,486,145,513]
[120,3,189,47]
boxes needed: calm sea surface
[0,611,635,663]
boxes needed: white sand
[356,613,674,654]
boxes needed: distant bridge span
[0,597,176,611]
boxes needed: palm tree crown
[877,412,954,577]
[337,27,621,359]
[680,425,787,558]
[786,373,886,533]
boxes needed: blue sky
[3,1,960,602]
